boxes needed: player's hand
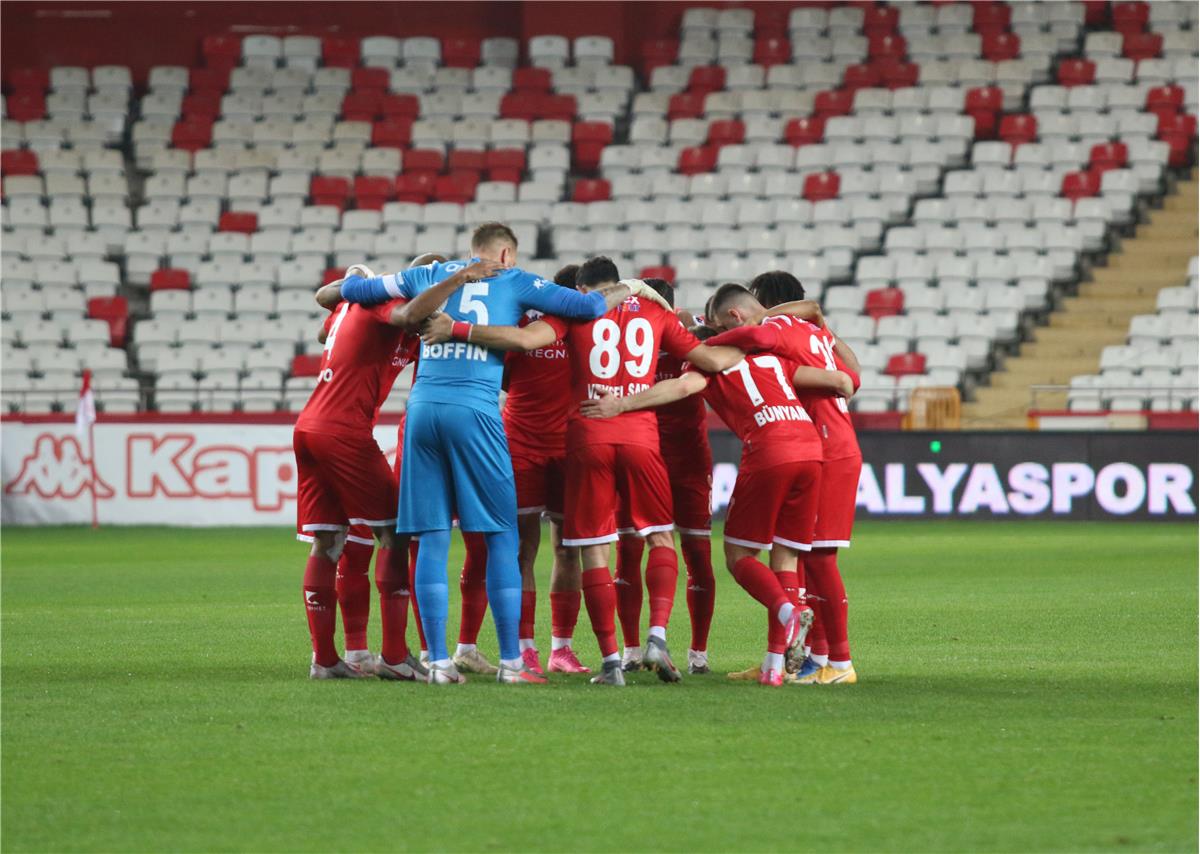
[420,312,454,345]
[579,389,623,419]
[461,258,506,282]
[622,279,671,311]
[344,263,376,280]
[833,370,855,399]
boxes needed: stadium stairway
[963,170,1199,428]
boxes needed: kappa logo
[5,434,116,500]
[305,590,320,604]
[125,434,297,511]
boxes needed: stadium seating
[2,1,1197,415]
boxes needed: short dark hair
[471,222,518,252]
[708,282,756,319]
[553,264,579,289]
[750,270,805,308]
[692,324,719,341]
[643,277,674,308]
[576,256,620,289]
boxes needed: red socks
[303,554,339,667]
[336,539,373,651]
[645,546,678,629]
[457,532,489,645]
[681,537,714,652]
[519,590,536,641]
[614,537,644,647]
[731,556,789,614]
[777,569,802,608]
[374,546,410,665]
[550,590,581,639]
[582,566,619,657]
[408,540,427,651]
[806,548,850,662]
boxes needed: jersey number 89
[589,317,654,379]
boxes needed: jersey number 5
[460,281,489,324]
[589,317,654,379]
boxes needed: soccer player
[501,263,591,675]
[579,313,854,685]
[423,258,743,686]
[612,278,718,675]
[338,224,646,685]
[295,259,500,680]
[707,277,863,685]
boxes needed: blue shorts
[397,401,517,534]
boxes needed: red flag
[75,370,96,441]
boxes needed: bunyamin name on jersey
[753,403,813,428]
[422,341,490,361]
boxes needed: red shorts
[564,442,673,547]
[512,451,566,518]
[725,459,822,552]
[294,428,397,536]
[618,449,712,536]
[813,454,861,548]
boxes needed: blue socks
[414,528,451,662]
[483,527,522,662]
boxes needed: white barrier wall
[1,420,400,526]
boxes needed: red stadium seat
[404,148,445,175]
[668,92,706,120]
[1057,58,1096,87]
[541,94,577,122]
[1060,170,1100,201]
[877,60,919,89]
[999,113,1038,144]
[572,121,613,172]
[499,93,538,121]
[150,269,191,291]
[219,211,257,233]
[885,352,926,377]
[341,91,381,121]
[862,5,900,36]
[1158,111,1198,139]
[784,116,826,146]
[380,93,420,119]
[486,148,526,182]
[688,65,726,94]
[813,89,853,118]
[353,176,394,210]
[864,288,904,319]
[868,33,907,62]
[803,171,840,201]
[973,2,1011,35]
[1089,142,1128,172]
[708,119,746,148]
[1111,1,1149,34]
[843,63,882,92]
[202,34,241,68]
[1146,85,1185,113]
[753,36,791,67]
[442,36,481,68]
[513,67,552,93]
[188,67,229,95]
[6,92,45,121]
[434,172,478,203]
[395,172,435,203]
[182,91,221,118]
[1,149,38,176]
[351,67,389,92]
[754,6,789,37]
[447,149,486,175]
[677,145,717,175]
[9,67,49,92]
[965,86,1003,114]
[88,296,129,347]
[572,178,611,203]
[310,175,350,209]
[323,268,343,285]
[291,354,323,378]
[171,119,213,152]
[640,38,679,75]
[1122,32,1163,61]
[982,32,1021,61]
[639,265,675,282]
[372,118,413,149]
[1082,0,1109,25]
[321,36,359,68]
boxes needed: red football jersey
[653,351,708,448]
[694,354,824,473]
[544,296,700,451]
[503,308,570,458]
[295,300,419,437]
[761,315,861,461]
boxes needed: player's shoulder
[505,267,554,290]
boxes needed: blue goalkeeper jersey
[340,260,609,413]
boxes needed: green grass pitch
[2,521,1196,853]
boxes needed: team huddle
[292,221,861,687]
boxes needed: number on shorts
[589,317,655,379]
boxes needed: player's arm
[704,323,781,353]
[793,366,855,399]
[421,313,558,352]
[315,264,376,310]
[386,259,505,330]
[580,373,709,419]
[832,337,861,379]
[765,299,824,328]
[682,343,744,373]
